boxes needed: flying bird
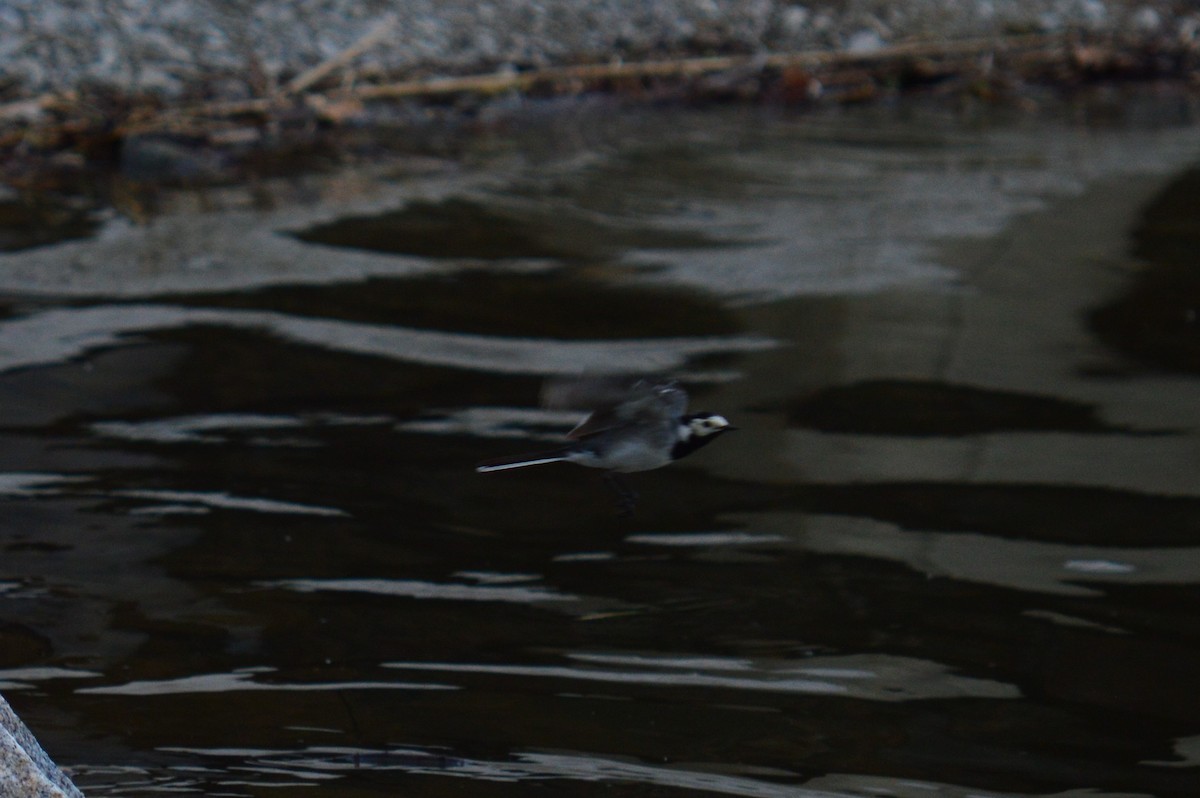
[476,377,735,513]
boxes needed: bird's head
[685,413,736,438]
[672,412,736,461]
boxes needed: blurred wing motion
[541,376,689,440]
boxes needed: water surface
[2,93,1200,797]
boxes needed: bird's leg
[603,471,639,517]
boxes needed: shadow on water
[0,196,99,253]
[291,197,730,261]
[776,379,1131,436]
[1090,166,1200,373]
[159,273,744,339]
[2,96,1200,797]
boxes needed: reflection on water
[291,197,729,261]
[67,743,1169,798]
[382,651,1020,700]
[0,303,775,375]
[77,668,457,696]
[266,577,582,604]
[1090,166,1200,373]
[0,196,99,253]
[783,379,1125,436]
[742,511,1200,596]
[3,96,1200,798]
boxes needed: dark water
[3,95,1200,797]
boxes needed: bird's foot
[603,472,639,517]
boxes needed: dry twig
[349,32,1064,100]
[4,31,1173,141]
[284,14,398,94]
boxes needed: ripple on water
[382,650,1020,702]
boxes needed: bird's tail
[475,449,571,473]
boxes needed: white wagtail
[476,377,735,512]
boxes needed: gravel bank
[1,0,1196,99]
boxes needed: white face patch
[689,414,731,437]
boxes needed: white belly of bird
[568,437,673,473]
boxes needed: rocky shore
[0,1,1196,194]
[1,1,1196,98]
[1,695,84,798]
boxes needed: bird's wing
[541,375,645,411]
[559,378,689,440]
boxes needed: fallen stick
[284,14,398,94]
[7,31,1100,138]
[350,32,1065,100]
